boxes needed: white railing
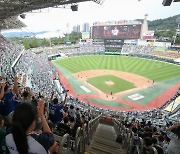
[87,114,101,145]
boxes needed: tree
[41,38,50,47]
[29,37,39,48]
[23,38,30,50]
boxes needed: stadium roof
[0,16,26,30]
[0,0,101,20]
[0,0,102,30]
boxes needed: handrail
[87,114,101,145]
[81,123,87,153]
[58,133,70,154]
[114,119,121,135]
[75,127,81,154]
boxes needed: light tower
[140,14,149,39]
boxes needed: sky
[3,0,180,33]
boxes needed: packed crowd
[151,51,180,59]
[60,44,104,56]
[0,35,94,153]
[0,34,180,154]
[122,44,155,54]
[0,35,22,78]
[120,116,180,154]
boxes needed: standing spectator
[167,123,180,154]
[20,87,32,104]
[0,75,19,126]
[6,99,54,154]
[48,92,67,124]
[143,137,154,154]
[68,105,76,119]
[152,137,164,154]
[76,108,80,117]
[57,117,71,136]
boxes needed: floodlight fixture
[92,0,105,5]
[20,14,26,19]
[71,4,78,11]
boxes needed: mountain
[2,31,48,37]
[137,14,180,30]
[2,30,63,38]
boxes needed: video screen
[92,24,141,39]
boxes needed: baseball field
[53,55,180,110]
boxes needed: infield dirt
[73,70,153,101]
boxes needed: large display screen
[104,39,124,49]
[92,24,141,39]
[104,39,124,55]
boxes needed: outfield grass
[54,55,180,82]
[87,75,136,93]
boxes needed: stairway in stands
[88,123,124,154]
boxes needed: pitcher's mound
[105,81,114,85]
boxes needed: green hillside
[137,14,180,30]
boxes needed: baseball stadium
[1,0,180,154]
[49,18,180,112]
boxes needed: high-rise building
[73,26,77,32]
[77,24,80,33]
[82,22,90,32]
[73,24,81,32]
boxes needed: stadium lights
[92,0,105,5]
[162,0,180,6]
[162,0,173,6]
[71,4,78,11]
[20,14,26,19]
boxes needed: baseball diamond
[53,55,180,110]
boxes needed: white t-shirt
[6,133,53,154]
[69,108,76,118]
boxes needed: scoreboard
[104,39,124,55]
[92,24,141,40]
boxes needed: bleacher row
[0,34,180,154]
[122,44,180,65]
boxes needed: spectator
[6,99,54,154]
[57,117,71,136]
[158,135,165,147]
[63,106,69,118]
[167,123,180,154]
[81,115,88,128]
[0,115,9,154]
[20,87,32,103]
[143,137,154,154]
[152,137,164,154]
[48,92,67,124]
[76,108,80,117]
[0,76,19,126]
[68,105,76,119]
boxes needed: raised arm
[62,93,67,106]
[0,83,6,100]
[166,123,180,132]
[50,91,54,102]
[12,75,18,95]
[37,99,52,133]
